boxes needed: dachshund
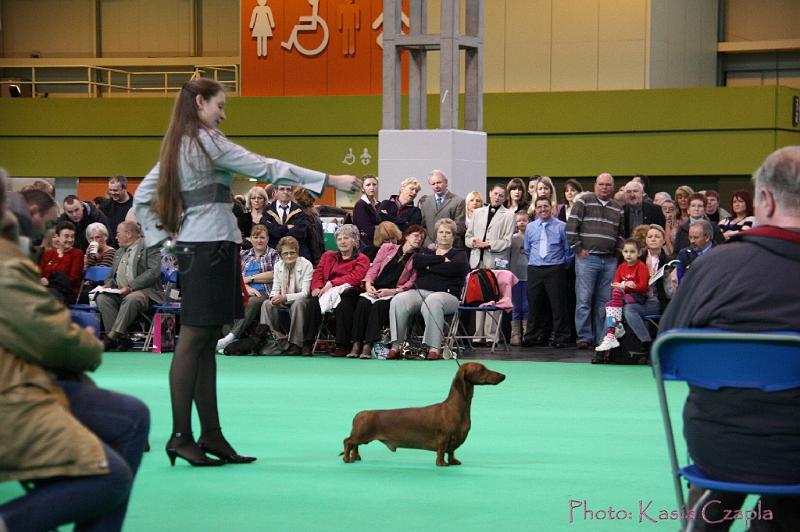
[341,362,505,466]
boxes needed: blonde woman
[377,177,422,232]
[464,190,484,232]
[529,176,559,218]
[237,185,269,248]
[674,185,694,223]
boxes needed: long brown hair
[155,78,224,233]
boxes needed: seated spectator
[719,188,755,240]
[58,194,113,251]
[464,190,484,232]
[376,177,422,232]
[352,174,380,250]
[595,238,650,353]
[673,193,724,255]
[557,178,583,222]
[0,172,149,532]
[237,186,269,250]
[97,221,164,352]
[703,189,729,223]
[362,221,402,262]
[216,225,278,352]
[84,222,117,269]
[259,236,314,355]
[39,220,84,304]
[305,224,370,356]
[388,218,469,360]
[348,225,425,358]
[676,219,716,283]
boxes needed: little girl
[509,210,530,345]
[596,238,650,352]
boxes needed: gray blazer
[418,190,466,248]
[105,239,165,304]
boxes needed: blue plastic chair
[651,328,800,529]
[69,265,112,312]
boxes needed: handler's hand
[328,174,361,194]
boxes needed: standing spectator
[630,174,653,203]
[703,189,729,223]
[719,189,755,240]
[464,190,484,232]
[660,199,678,256]
[527,175,541,200]
[567,172,624,349]
[557,179,583,223]
[237,186,269,249]
[653,191,672,206]
[504,178,531,216]
[97,221,164,352]
[352,174,380,250]
[39,220,84,304]
[259,236,314,355]
[509,210,529,346]
[348,225,425,358]
[215,225,278,352]
[388,218,469,360]
[306,224,369,356]
[102,175,133,240]
[59,195,113,251]
[293,187,325,265]
[522,196,573,349]
[418,170,466,249]
[264,184,312,262]
[676,219,716,283]
[673,193,725,255]
[377,177,423,233]
[658,146,800,529]
[529,176,559,218]
[465,184,515,343]
[674,185,694,223]
[623,180,665,237]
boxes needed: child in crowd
[509,210,530,345]
[596,238,650,352]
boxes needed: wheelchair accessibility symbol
[281,0,330,57]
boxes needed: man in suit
[465,184,516,341]
[97,221,163,351]
[263,184,312,261]
[623,180,665,237]
[418,170,466,248]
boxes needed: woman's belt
[182,183,231,208]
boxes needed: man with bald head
[622,180,664,237]
[566,172,624,353]
[418,170,466,248]
[660,145,800,528]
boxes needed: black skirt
[176,241,243,327]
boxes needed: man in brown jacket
[0,169,149,532]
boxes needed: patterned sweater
[566,192,624,255]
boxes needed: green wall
[1,86,798,180]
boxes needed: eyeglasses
[280,250,298,257]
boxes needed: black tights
[168,325,236,456]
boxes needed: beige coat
[0,237,108,482]
[464,205,516,269]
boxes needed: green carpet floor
[2,354,753,531]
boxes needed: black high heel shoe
[165,433,226,467]
[197,428,257,464]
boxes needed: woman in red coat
[39,220,84,304]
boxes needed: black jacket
[263,201,312,261]
[57,202,112,250]
[623,201,665,237]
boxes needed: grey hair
[118,220,142,237]
[334,223,360,246]
[689,218,714,240]
[654,191,672,203]
[434,217,457,235]
[85,222,109,240]
[399,177,422,193]
[428,169,448,183]
[752,145,800,214]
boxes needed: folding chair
[143,269,181,352]
[69,265,113,312]
[444,269,518,355]
[651,328,800,530]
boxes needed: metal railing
[0,64,239,97]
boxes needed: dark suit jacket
[673,218,725,259]
[263,201,312,261]
[105,238,164,303]
[623,201,666,237]
[418,191,466,247]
